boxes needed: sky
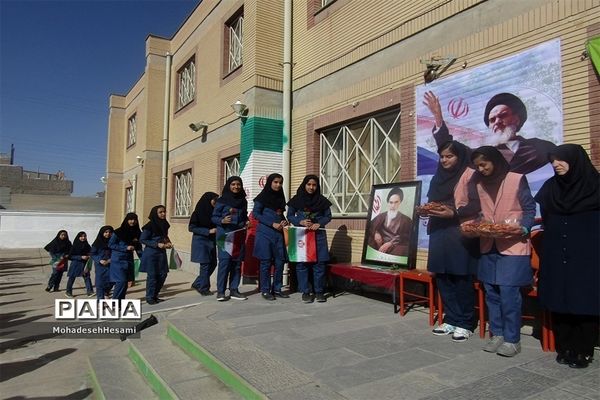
[0,0,199,196]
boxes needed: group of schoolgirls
[189,174,333,303]
[424,141,599,364]
[44,205,174,305]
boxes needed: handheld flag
[217,229,246,258]
[285,226,317,262]
[169,248,183,270]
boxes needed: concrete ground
[1,248,598,399]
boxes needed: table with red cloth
[328,263,402,313]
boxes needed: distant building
[0,164,73,196]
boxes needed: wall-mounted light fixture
[420,56,457,83]
[189,122,208,132]
[100,176,107,184]
[231,100,248,118]
[136,155,144,167]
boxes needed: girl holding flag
[189,192,219,296]
[212,176,249,301]
[287,175,332,303]
[65,231,93,298]
[91,225,114,300]
[140,205,172,305]
[253,173,289,301]
[109,213,142,300]
[44,230,72,292]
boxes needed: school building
[104,0,600,268]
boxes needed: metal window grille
[174,170,193,216]
[223,156,240,183]
[228,15,243,73]
[127,114,136,147]
[125,187,134,213]
[178,59,196,109]
[320,110,401,216]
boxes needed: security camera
[189,122,207,132]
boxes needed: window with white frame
[321,0,336,7]
[127,114,137,147]
[320,110,401,216]
[177,58,196,109]
[174,170,193,216]
[227,12,243,73]
[223,155,240,183]
[125,187,134,213]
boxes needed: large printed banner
[415,40,563,250]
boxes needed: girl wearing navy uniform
[470,146,535,357]
[140,205,172,305]
[44,230,72,292]
[91,225,114,300]
[65,231,93,297]
[109,213,142,300]
[535,144,600,368]
[212,176,249,301]
[287,175,332,303]
[424,141,479,341]
[189,192,219,296]
[253,173,289,301]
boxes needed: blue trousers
[192,259,217,292]
[483,283,523,343]
[146,271,168,301]
[436,273,475,330]
[66,275,93,295]
[112,281,128,300]
[296,262,326,294]
[259,259,284,294]
[96,266,112,300]
[47,270,64,290]
[217,255,241,294]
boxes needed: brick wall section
[588,22,600,169]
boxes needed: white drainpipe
[282,0,292,198]
[161,53,172,206]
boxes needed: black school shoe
[556,350,573,365]
[262,292,276,301]
[147,299,158,305]
[302,293,314,303]
[569,354,592,369]
[315,293,327,303]
[273,291,289,298]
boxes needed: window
[223,155,240,183]
[227,12,243,73]
[125,187,134,213]
[174,170,193,216]
[127,114,137,147]
[177,58,196,109]
[321,0,335,7]
[320,110,401,216]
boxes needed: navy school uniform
[47,252,68,291]
[189,223,217,292]
[140,229,169,301]
[253,200,288,294]
[212,202,248,294]
[287,205,332,295]
[91,245,112,300]
[108,234,135,300]
[66,255,93,295]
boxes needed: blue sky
[1,0,198,196]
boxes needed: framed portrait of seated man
[362,181,421,269]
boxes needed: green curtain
[586,36,600,75]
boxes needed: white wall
[0,211,104,249]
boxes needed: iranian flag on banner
[217,230,246,258]
[285,226,317,263]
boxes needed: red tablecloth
[328,264,401,292]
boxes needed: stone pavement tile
[170,375,244,400]
[518,352,599,381]
[169,316,240,344]
[552,367,600,399]
[420,367,559,400]
[343,338,416,359]
[525,386,599,400]
[420,346,546,387]
[339,370,451,400]
[206,337,314,393]
[267,382,347,400]
[217,310,310,328]
[317,348,447,391]
[263,344,368,374]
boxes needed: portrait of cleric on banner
[363,182,421,268]
[415,39,563,250]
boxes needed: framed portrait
[361,181,422,269]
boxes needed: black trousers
[552,312,599,357]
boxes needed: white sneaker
[432,323,456,336]
[496,341,521,357]
[452,327,473,342]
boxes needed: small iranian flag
[217,229,246,258]
[285,226,317,262]
[169,248,183,270]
